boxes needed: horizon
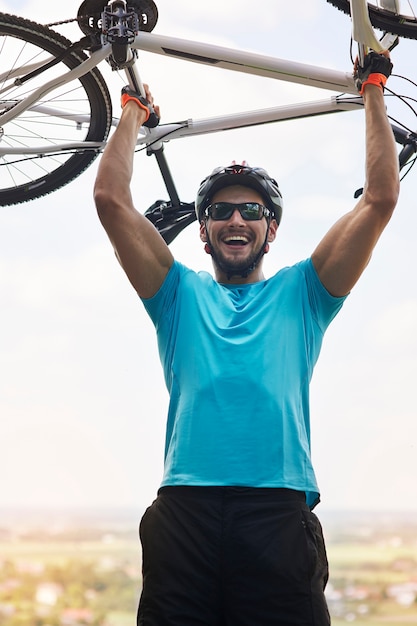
[2,504,417,520]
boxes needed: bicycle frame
[0,0,416,220]
[0,31,361,158]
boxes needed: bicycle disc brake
[77,0,158,37]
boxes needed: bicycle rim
[0,13,112,206]
[326,1,417,39]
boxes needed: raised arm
[311,53,400,297]
[94,87,174,299]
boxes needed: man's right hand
[121,85,160,128]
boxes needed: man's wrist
[121,90,151,121]
[359,72,388,95]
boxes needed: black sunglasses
[204,202,271,221]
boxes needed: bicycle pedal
[102,5,140,44]
[77,0,158,38]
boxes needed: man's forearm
[94,103,147,210]
[363,84,399,211]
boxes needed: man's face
[199,185,278,283]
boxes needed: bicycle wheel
[0,13,112,206]
[326,1,417,40]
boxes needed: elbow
[378,188,399,216]
[364,181,399,222]
[386,173,401,210]
[94,177,110,214]
[94,179,122,222]
[94,183,109,217]
[94,178,136,237]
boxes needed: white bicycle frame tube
[0,43,111,126]
[0,96,363,156]
[132,31,356,93]
[0,26,363,158]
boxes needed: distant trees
[0,557,139,625]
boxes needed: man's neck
[214,266,266,285]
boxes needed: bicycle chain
[45,17,87,28]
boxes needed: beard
[208,239,266,279]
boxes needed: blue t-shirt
[142,258,346,508]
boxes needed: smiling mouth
[223,235,249,246]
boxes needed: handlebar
[391,123,417,169]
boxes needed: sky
[1,0,417,517]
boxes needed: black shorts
[137,486,330,626]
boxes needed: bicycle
[0,0,416,243]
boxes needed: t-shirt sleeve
[140,261,182,330]
[300,257,347,333]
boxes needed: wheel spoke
[0,13,111,205]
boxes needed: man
[94,52,399,625]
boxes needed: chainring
[77,0,158,36]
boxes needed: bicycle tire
[0,13,112,206]
[326,0,417,40]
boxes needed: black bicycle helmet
[195,163,283,224]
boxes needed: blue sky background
[0,0,416,516]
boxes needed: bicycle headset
[195,164,284,278]
[195,164,283,225]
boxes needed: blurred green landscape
[1,508,416,625]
